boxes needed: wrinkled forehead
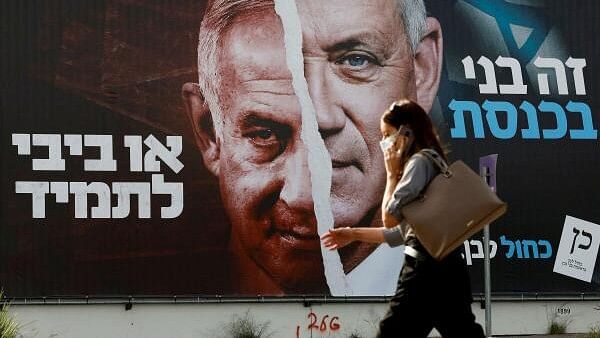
[215,0,404,77]
[218,10,289,83]
[295,0,403,38]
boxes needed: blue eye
[336,54,376,68]
[334,52,381,80]
[347,55,368,67]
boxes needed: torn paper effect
[273,0,351,296]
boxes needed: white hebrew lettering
[64,134,83,156]
[151,174,183,218]
[83,135,117,171]
[143,135,184,174]
[69,182,112,218]
[534,57,568,95]
[124,135,144,172]
[112,182,151,218]
[15,181,49,218]
[32,134,65,171]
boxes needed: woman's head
[380,99,447,161]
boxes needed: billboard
[1,0,599,297]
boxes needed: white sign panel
[553,215,600,282]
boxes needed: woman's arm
[382,174,402,228]
[383,155,436,228]
[381,141,405,228]
[321,227,385,250]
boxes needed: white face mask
[379,130,401,152]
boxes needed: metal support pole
[483,224,492,337]
[480,154,498,338]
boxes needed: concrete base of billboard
[8,300,599,337]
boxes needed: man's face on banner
[184,0,442,293]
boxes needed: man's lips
[268,202,319,241]
[331,159,361,170]
[277,229,321,251]
[275,225,319,240]
[278,230,320,241]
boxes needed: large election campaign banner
[1,0,599,297]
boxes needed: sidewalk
[432,335,586,338]
[494,335,585,338]
[431,334,586,338]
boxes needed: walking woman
[321,99,485,338]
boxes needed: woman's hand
[321,227,355,250]
[383,143,403,179]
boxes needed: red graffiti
[330,316,340,330]
[296,311,341,337]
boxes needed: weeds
[219,310,274,338]
[545,304,572,335]
[548,321,567,334]
[0,289,20,338]
[345,330,365,338]
[342,311,381,338]
[584,325,600,338]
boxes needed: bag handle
[419,149,452,178]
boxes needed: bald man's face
[194,0,431,293]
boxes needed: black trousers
[376,238,485,338]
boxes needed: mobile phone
[397,126,414,155]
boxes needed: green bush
[0,290,20,338]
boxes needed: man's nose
[304,63,346,138]
[280,144,314,212]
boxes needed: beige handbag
[402,150,507,261]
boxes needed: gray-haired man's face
[188,0,442,293]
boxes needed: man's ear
[414,17,443,114]
[182,82,220,176]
